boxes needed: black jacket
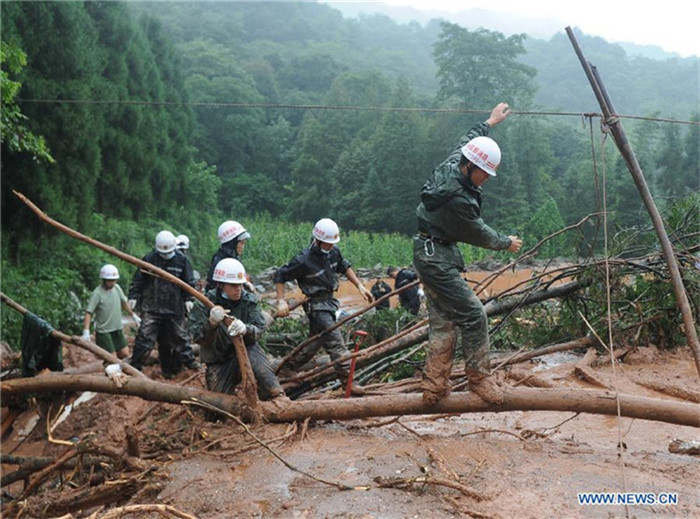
[274,244,351,300]
[128,250,194,318]
[395,268,420,315]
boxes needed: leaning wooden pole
[566,28,700,376]
[274,279,419,373]
[0,292,147,380]
[12,191,260,409]
[1,374,697,428]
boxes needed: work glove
[128,299,137,310]
[208,305,230,326]
[417,288,425,299]
[276,299,290,318]
[358,285,374,304]
[185,300,194,313]
[105,363,129,388]
[227,318,246,337]
[132,314,142,326]
[81,329,91,342]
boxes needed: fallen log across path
[2,373,698,428]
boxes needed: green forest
[2,1,699,344]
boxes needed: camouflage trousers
[413,237,490,396]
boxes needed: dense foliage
[1,1,698,347]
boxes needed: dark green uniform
[413,121,512,397]
[188,288,283,400]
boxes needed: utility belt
[418,233,454,246]
[305,292,334,303]
[303,294,338,315]
[417,233,455,258]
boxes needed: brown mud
[2,343,699,518]
[2,267,698,518]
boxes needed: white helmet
[312,218,340,244]
[461,136,501,177]
[99,264,119,280]
[176,234,190,250]
[212,258,247,284]
[155,230,177,253]
[217,220,251,245]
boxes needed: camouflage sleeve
[188,299,216,345]
[445,197,512,250]
[243,296,266,344]
[445,121,491,165]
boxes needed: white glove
[417,288,425,298]
[128,299,137,310]
[81,329,91,342]
[209,305,230,326]
[227,318,246,337]
[185,300,194,313]
[105,363,129,388]
[132,314,142,326]
[276,299,290,318]
[358,285,374,303]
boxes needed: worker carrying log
[189,258,288,403]
[413,102,523,406]
[273,218,374,390]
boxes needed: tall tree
[433,23,536,109]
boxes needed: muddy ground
[2,339,699,519]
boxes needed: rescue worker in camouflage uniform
[189,258,287,402]
[274,218,374,387]
[127,230,201,378]
[414,103,523,405]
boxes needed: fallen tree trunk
[2,373,697,428]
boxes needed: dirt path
[2,345,698,518]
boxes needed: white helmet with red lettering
[212,258,247,284]
[99,264,120,280]
[176,234,190,250]
[217,220,251,245]
[155,230,177,254]
[461,136,501,177]
[312,218,340,244]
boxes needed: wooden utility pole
[566,28,700,376]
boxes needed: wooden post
[565,28,700,377]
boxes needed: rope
[16,98,700,126]
[598,127,632,518]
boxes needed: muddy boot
[421,375,450,406]
[268,388,292,409]
[466,370,503,405]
